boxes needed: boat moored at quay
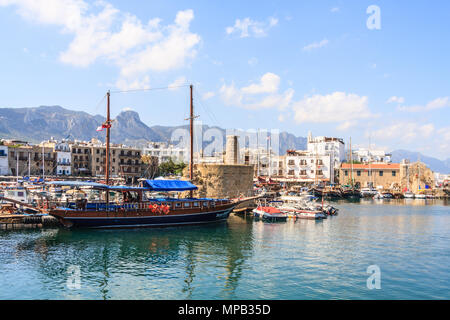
[46,180,239,229]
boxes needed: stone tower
[225,135,240,165]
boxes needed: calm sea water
[0,199,449,300]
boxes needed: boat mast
[106,90,111,186]
[350,137,353,188]
[368,135,372,188]
[189,84,194,198]
[42,145,45,181]
[16,152,18,182]
[106,90,111,208]
[257,129,260,177]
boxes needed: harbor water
[0,199,449,300]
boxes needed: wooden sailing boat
[47,86,241,228]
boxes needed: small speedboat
[252,206,288,222]
[415,193,426,199]
[277,205,325,220]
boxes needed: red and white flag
[96,122,112,132]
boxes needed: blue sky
[0,0,449,159]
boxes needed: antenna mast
[190,85,194,198]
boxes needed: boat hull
[50,205,235,229]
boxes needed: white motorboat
[404,191,415,199]
[360,188,378,198]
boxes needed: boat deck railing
[41,198,232,212]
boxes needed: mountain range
[0,106,449,173]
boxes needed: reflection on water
[0,201,449,300]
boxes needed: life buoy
[163,205,170,214]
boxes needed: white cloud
[387,96,405,104]
[226,17,278,38]
[337,120,357,131]
[241,72,280,94]
[292,92,374,125]
[370,122,435,143]
[248,57,258,66]
[397,97,450,112]
[0,0,201,88]
[331,7,340,13]
[303,38,329,51]
[168,76,187,90]
[219,72,294,110]
[437,127,450,156]
[202,91,215,100]
[114,75,150,91]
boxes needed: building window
[392,171,396,176]
[288,170,294,175]
[357,170,361,176]
[368,171,372,176]
[288,160,295,165]
[344,170,348,176]
[379,171,383,177]
[300,170,307,176]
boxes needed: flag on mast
[96,122,112,131]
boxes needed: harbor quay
[0,131,448,230]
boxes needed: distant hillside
[0,106,306,153]
[390,150,450,174]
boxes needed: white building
[143,142,186,163]
[41,138,71,176]
[240,147,283,177]
[55,141,71,175]
[0,145,8,175]
[306,132,345,170]
[350,148,392,163]
[285,150,334,184]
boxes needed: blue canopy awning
[142,180,198,192]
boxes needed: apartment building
[339,163,401,189]
[6,142,55,176]
[41,139,72,176]
[307,132,345,171]
[143,142,186,163]
[350,148,392,163]
[285,150,333,183]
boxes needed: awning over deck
[142,180,198,192]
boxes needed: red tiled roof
[340,163,400,170]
